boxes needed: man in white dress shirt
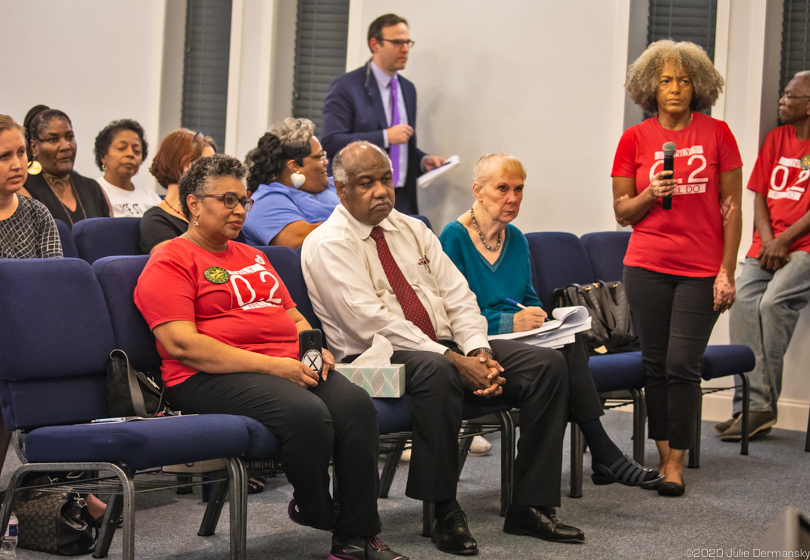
[301,141,584,556]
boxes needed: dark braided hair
[23,105,72,161]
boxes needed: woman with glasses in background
[243,118,338,249]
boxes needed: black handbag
[554,280,639,354]
[106,349,166,418]
[14,490,97,556]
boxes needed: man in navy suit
[321,13,445,215]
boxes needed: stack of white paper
[488,306,592,349]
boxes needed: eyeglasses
[307,151,328,161]
[781,91,810,100]
[379,38,415,49]
[199,193,254,211]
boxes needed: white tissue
[351,334,393,366]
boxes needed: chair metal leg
[805,402,810,452]
[569,422,584,499]
[379,434,407,498]
[631,389,646,464]
[225,458,247,560]
[198,478,229,537]
[688,395,703,468]
[740,373,749,456]
[422,501,434,537]
[94,491,124,558]
[496,411,515,516]
[457,423,474,477]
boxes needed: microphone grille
[663,142,677,156]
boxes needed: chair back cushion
[525,232,595,311]
[581,231,631,283]
[406,214,433,231]
[255,246,321,330]
[54,219,79,258]
[0,258,113,428]
[92,255,161,374]
[73,217,142,263]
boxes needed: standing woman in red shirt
[611,40,743,497]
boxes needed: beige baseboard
[700,390,808,432]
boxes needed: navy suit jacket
[321,61,427,214]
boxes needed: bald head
[334,141,396,225]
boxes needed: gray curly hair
[178,153,248,219]
[268,117,314,157]
[625,39,724,114]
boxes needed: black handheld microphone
[662,142,676,210]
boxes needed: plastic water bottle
[0,512,17,557]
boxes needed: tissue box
[335,364,406,398]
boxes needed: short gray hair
[332,141,392,184]
[179,153,248,219]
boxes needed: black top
[140,206,187,253]
[24,171,110,230]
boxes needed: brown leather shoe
[720,411,776,442]
[503,506,585,543]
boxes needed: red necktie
[370,226,438,341]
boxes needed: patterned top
[0,194,63,258]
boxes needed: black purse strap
[110,349,149,417]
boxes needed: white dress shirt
[301,205,490,362]
[371,61,409,188]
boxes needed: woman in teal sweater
[440,152,661,489]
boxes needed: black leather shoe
[503,506,585,543]
[657,479,686,497]
[431,509,478,555]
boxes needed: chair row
[54,214,434,263]
[525,231,756,497]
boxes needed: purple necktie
[389,76,401,186]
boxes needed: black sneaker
[328,535,409,560]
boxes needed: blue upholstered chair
[0,257,251,560]
[525,231,647,498]
[406,214,433,231]
[580,231,755,466]
[91,254,282,554]
[54,219,79,258]
[257,245,515,534]
[72,217,142,263]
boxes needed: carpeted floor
[2,408,808,559]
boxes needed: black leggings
[165,370,381,537]
[624,266,719,450]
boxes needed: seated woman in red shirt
[134,154,407,560]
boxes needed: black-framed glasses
[379,38,415,49]
[781,91,810,100]
[307,151,328,161]
[199,193,254,211]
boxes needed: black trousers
[624,265,719,450]
[393,339,571,507]
[166,370,381,536]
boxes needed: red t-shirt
[134,238,299,386]
[745,124,810,257]
[611,113,743,276]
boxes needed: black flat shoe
[640,476,664,490]
[431,509,478,555]
[657,479,686,497]
[591,453,663,487]
[503,506,585,543]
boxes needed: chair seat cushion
[701,345,755,381]
[374,396,413,434]
[239,416,281,458]
[589,352,646,393]
[25,414,250,471]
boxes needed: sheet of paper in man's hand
[418,154,460,189]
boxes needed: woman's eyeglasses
[199,193,254,211]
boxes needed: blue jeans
[729,253,810,415]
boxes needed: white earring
[291,171,306,189]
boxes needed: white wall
[2,1,167,189]
[348,0,626,235]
